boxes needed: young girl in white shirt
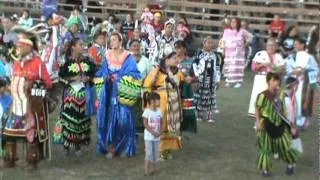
[142,91,162,176]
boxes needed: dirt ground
[0,72,319,180]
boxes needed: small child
[142,91,162,176]
[140,6,154,25]
[284,76,298,125]
[285,76,303,154]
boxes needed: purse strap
[270,98,291,127]
[263,90,291,127]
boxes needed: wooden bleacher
[0,0,319,44]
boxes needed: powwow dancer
[255,72,299,177]
[3,29,52,169]
[40,13,64,80]
[221,18,252,88]
[58,38,96,156]
[31,11,65,114]
[156,18,177,63]
[143,52,184,160]
[129,39,153,133]
[88,24,107,105]
[96,32,141,158]
[126,27,149,58]
[248,39,285,117]
[63,15,87,50]
[39,0,63,79]
[285,38,319,128]
[193,36,221,123]
[175,40,197,133]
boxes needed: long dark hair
[174,40,187,50]
[107,14,116,24]
[159,52,177,73]
[65,37,81,60]
[232,18,241,32]
[150,52,177,90]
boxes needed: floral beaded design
[68,62,90,74]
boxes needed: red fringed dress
[3,53,52,143]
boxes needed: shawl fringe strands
[193,50,220,112]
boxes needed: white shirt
[137,55,152,79]
[284,93,296,124]
[286,51,319,83]
[142,108,162,141]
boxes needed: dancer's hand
[291,126,297,136]
[293,68,303,76]
[110,74,117,81]
[81,76,89,82]
[255,120,262,130]
[185,76,192,83]
[154,132,162,137]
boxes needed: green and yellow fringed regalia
[117,76,143,133]
[118,76,142,106]
[88,43,105,104]
[93,77,104,101]
[256,90,300,171]
[58,58,96,150]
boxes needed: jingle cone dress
[59,57,95,149]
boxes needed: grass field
[0,72,319,180]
